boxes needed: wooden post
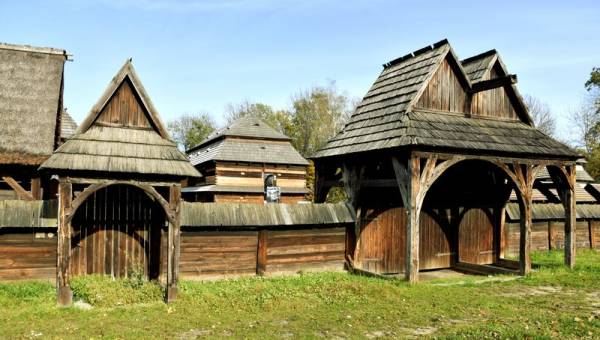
[31,177,42,200]
[166,185,181,303]
[257,230,267,275]
[591,220,598,249]
[406,154,421,283]
[57,181,73,306]
[564,165,576,268]
[548,221,558,250]
[519,189,532,275]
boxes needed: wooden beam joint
[470,74,517,93]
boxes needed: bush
[70,275,164,307]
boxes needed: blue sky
[1,0,599,140]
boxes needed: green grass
[0,250,599,339]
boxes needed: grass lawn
[0,250,599,339]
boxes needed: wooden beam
[406,154,420,283]
[548,221,558,250]
[2,176,34,201]
[413,151,568,168]
[31,177,42,200]
[57,181,73,306]
[166,185,181,303]
[257,230,267,275]
[548,165,576,268]
[469,74,517,93]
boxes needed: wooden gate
[69,185,164,279]
[458,207,495,265]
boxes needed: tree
[288,82,353,156]
[167,113,216,151]
[523,94,556,137]
[224,100,291,134]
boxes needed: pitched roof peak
[383,39,449,69]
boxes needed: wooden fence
[0,200,354,282]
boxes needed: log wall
[504,220,599,257]
[0,229,57,281]
[179,227,346,280]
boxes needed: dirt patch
[499,285,567,298]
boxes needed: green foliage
[0,281,54,302]
[1,250,600,338]
[585,67,600,91]
[70,275,164,307]
[167,112,216,151]
[225,100,291,134]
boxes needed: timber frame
[316,151,577,283]
[56,177,182,306]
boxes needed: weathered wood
[470,74,517,93]
[31,177,42,200]
[166,185,181,303]
[57,181,72,306]
[549,221,559,250]
[2,177,34,201]
[591,220,598,249]
[547,164,577,268]
[406,154,420,283]
[257,230,267,275]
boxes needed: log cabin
[184,116,309,203]
[0,43,69,201]
[312,39,581,282]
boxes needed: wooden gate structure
[312,40,580,282]
[39,60,200,305]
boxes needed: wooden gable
[94,77,154,129]
[415,56,469,113]
[470,61,519,120]
[415,55,523,122]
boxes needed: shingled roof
[40,60,199,178]
[187,116,308,166]
[0,43,67,165]
[312,40,578,160]
[60,110,78,140]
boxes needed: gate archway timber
[388,152,576,283]
[69,185,165,280]
[56,179,182,306]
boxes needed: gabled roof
[188,116,291,153]
[536,164,594,183]
[187,116,308,166]
[0,42,67,165]
[76,59,170,139]
[41,60,199,178]
[461,49,498,82]
[312,40,578,160]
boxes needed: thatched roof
[181,202,354,228]
[312,40,577,160]
[0,43,67,165]
[187,116,308,166]
[40,60,199,178]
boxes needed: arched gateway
[312,40,580,282]
[40,60,200,305]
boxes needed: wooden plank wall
[215,162,307,190]
[504,220,597,258]
[265,228,345,274]
[355,206,497,275]
[470,66,518,120]
[0,229,56,281]
[179,231,258,280]
[70,185,163,279]
[95,78,152,129]
[416,57,468,113]
[213,193,305,204]
[179,227,346,280]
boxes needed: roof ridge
[383,39,449,69]
[0,42,67,56]
[461,49,497,64]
